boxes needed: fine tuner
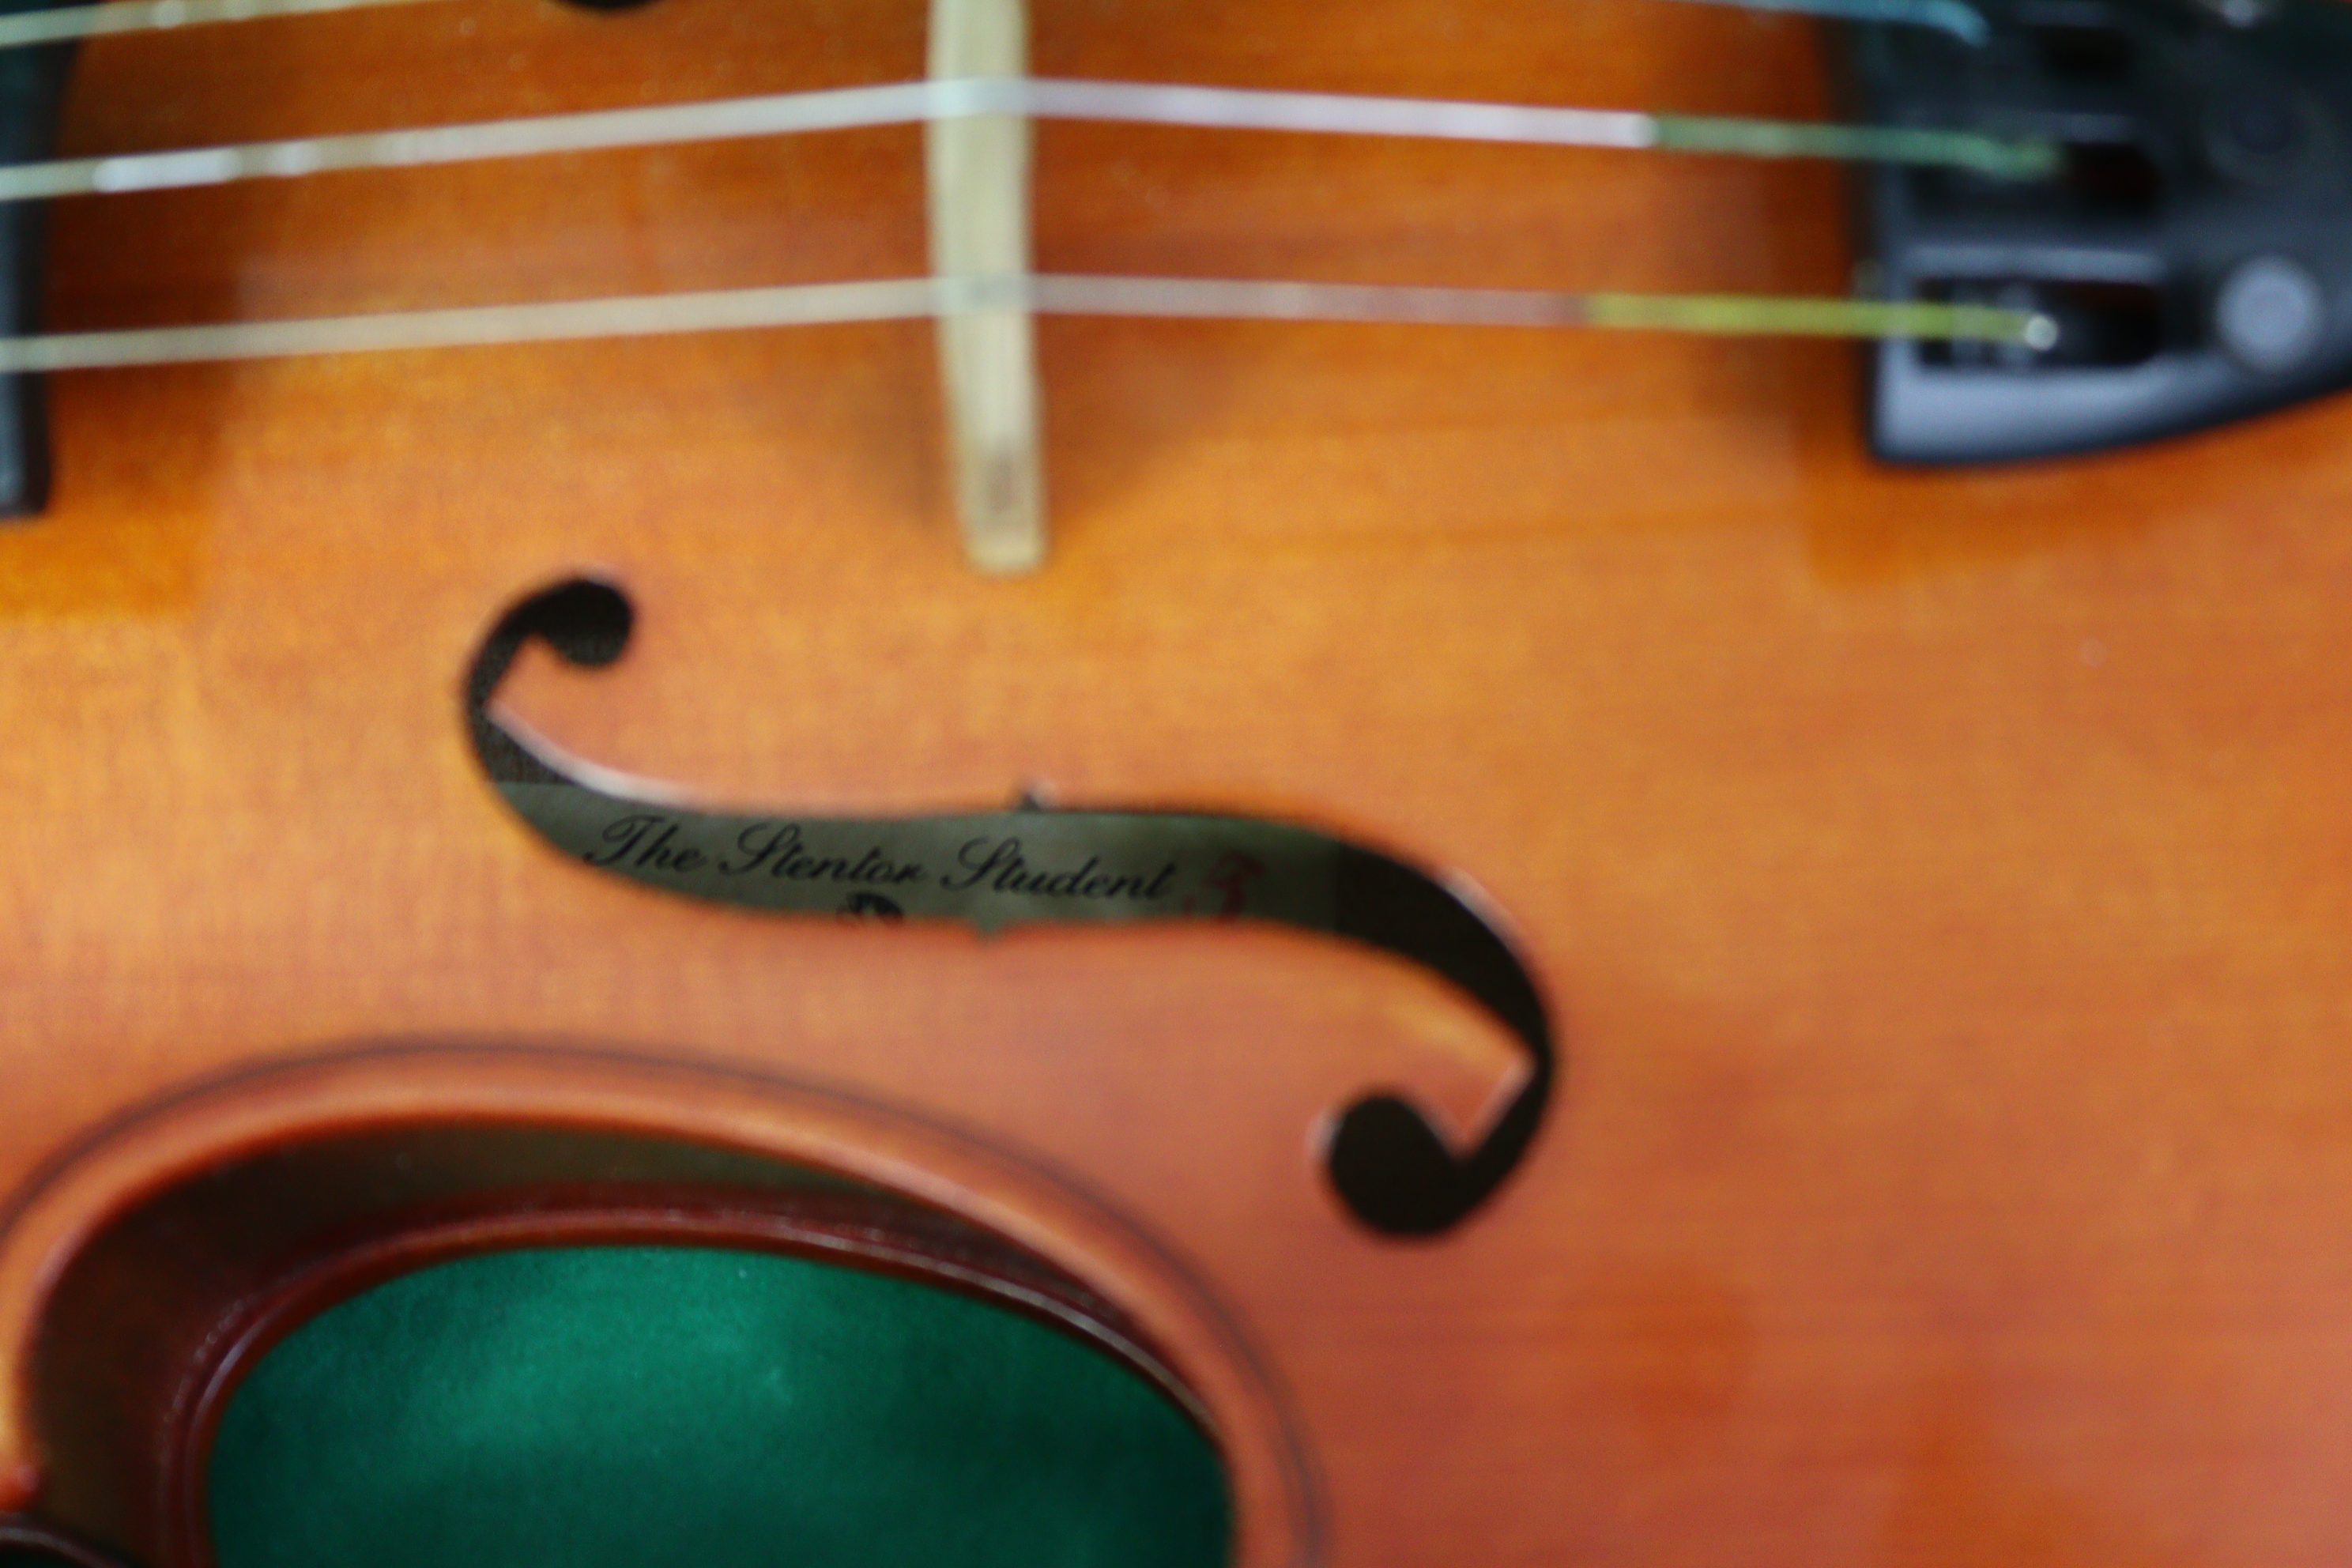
[0,0,2343,567]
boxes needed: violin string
[0,0,452,50]
[0,274,2052,373]
[0,0,1993,53]
[9,76,2058,205]
[1664,0,1988,46]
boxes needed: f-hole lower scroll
[464,579,1558,1236]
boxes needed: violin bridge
[928,0,1047,575]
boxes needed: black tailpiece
[1847,0,2352,460]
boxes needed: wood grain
[1,2,2349,1564]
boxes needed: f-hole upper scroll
[464,578,1559,1238]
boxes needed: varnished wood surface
[4,1,2352,1563]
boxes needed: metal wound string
[0,275,2053,373]
[0,0,1996,51]
[0,0,458,49]
[3,77,2060,206]
[1664,0,1991,45]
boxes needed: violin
[2,0,2349,1562]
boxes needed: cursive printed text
[938,835,1179,901]
[578,815,1185,909]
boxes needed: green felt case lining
[206,1246,1231,1568]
